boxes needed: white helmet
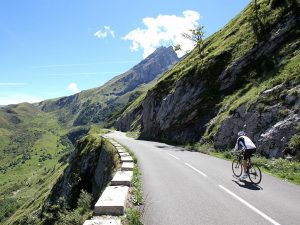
[238,131,246,136]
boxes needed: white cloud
[0,93,41,105]
[0,82,27,86]
[94,26,115,39]
[67,83,80,94]
[122,10,200,58]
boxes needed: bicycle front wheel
[248,165,262,184]
[232,159,242,177]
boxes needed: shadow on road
[155,145,185,151]
[232,178,263,191]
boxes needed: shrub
[123,208,143,225]
[77,190,93,214]
[289,134,300,152]
[57,210,82,225]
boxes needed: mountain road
[107,131,300,225]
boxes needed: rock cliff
[214,84,300,158]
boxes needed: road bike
[232,150,262,184]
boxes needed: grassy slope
[39,78,151,129]
[205,49,300,139]
[4,128,117,225]
[0,103,72,223]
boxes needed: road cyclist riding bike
[232,131,257,181]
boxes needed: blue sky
[0,0,250,105]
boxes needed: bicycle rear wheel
[248,164,262,184]
[232,159,242,177]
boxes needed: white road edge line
[167,153,180,160]
[185,163,207,177]
[218,185,281,225]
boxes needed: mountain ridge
[38,46,179,126]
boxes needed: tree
[173,44,181,52]
[253,0,258,16]
[182,25,205,60]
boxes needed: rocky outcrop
[44,135,117,209]
[214,84,300,157]
[140,76,211,142]
[115,103,142,131]
[259,114,300,157]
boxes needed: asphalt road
[107,131,300,225]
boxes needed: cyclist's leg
[248,148,256,163]
[243,149,252,174]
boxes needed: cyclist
[233,131,257,180]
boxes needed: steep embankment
[116,0,300,158]
[5,131,118,225]
[39,46,179,127]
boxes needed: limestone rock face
[141,78,208,142]
[258,114,300,157]
[213,84,300,157]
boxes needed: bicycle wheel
[248,164,262,184]
[232,159,242,177]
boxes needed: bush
[0,198,21,222]
[77,190,93,213]
[290,135,300,148]
[123,208,143,225]
[17,214,39,225]
[57,210,82,225]
[289,134,300,159]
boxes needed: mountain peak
[39,44,180,126]
[145,46,177,60]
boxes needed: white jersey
[234,135,256,150]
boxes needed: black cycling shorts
[243,148,256,160]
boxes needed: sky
[0,0,250,105]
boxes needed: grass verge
[114,141,143,225]
[125,131,140,139]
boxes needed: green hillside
[3,129,117,225]
[0,103,72,223]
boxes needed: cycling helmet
[238,131,246,136]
